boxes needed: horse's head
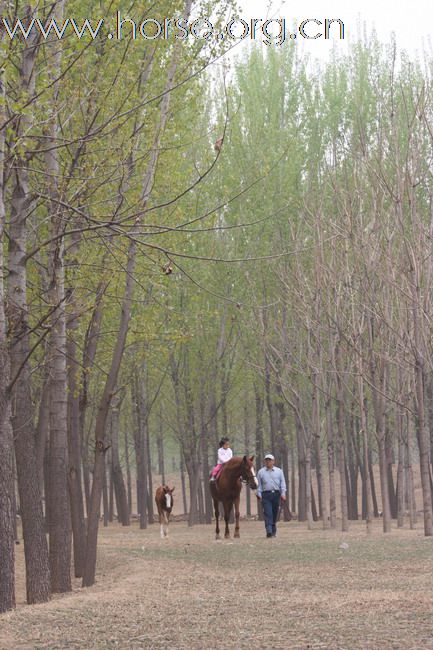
[163,485,175,510]
[241,455,258,490]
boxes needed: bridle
[240,466,257,489]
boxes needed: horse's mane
[224,456,245,469]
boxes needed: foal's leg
[234,494,240,538]
[159,512,164,539]
[224,502,232,539]
[214,499,220,540]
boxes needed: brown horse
[210,455,258,539]
[155,485,175,539]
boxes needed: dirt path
[2,520,433,649]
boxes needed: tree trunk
[368,320,392,532]
[344,456,355,520]
[200,397,213,523]
[358,376,373,534]
[0,382,15,609]
[0,58,15,612]
[254,384,264,520]
[385,423,397,518]
[180,451,188,516]
[80,282,107,519]
[145,421,154,524]
[313,379,329,528]
[47,166,72,594]
[67,314,86,577]
[405,412,416,529]
[197,476,205,523]
[337,437,349,532]
[264,355,278,453]
[7,21,51,604]
[139,379,150,527]
[414,357,433,535]
[108,448,114,524]
[397,421,405,528]
[111,397,130,526]
[406,157,433,536]
[35,368,50,494]
[82,241,136,587]
[326,398,336,528]
[378,435,392,532]
[311,481,319,522]
[124,427,132,515]
[290,444,296,517]
[157,410,166,484]
[335,390,349,532]
[43,436,51,531]
[44,0,71,595]
[102,456,109,527]
[133,376,148,529]
[244,400,251,517]
[346,422,358,520]
[187,462,201,526]
[305,444,314,530]
[82,440,91,519]
[282,442,291,521]
[368,450,380,518]
[296,414,307,522]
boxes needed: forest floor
[2,519,433,649]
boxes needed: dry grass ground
[2,518,433,650]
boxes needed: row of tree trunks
[81,0,192,580]
[104,416,417,529]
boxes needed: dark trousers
[262,491,280,535]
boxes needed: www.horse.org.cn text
[0,14,345,45]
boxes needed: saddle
[209,468,223,484]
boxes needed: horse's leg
[159,511,164,539]
[164,511,169,538]
[224,501,232,539]
[214,498,220,540]
[234,493,240,538]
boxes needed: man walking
[256,454,287,538]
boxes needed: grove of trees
[1,1,433,614]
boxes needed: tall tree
[7,18,51,604]
[0,53,15,613]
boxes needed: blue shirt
[257,466,286,498]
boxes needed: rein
[239,469,256,488]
